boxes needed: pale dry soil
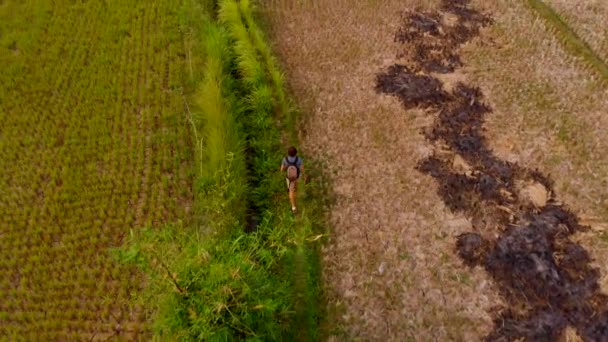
[263,1,499,340]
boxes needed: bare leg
[289,180,297,212]
[289,189,296,209]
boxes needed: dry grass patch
[467,0,608,300]
[261,0,499,340]
[544,0,608,63]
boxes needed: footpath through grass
[118,0,326,340]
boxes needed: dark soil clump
[376,0,608,340]
[375,65,449,109]
[394,2,492,74]
[456,232,489,266]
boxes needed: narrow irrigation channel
[376,0,608,340]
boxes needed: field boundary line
[526,0,608,85]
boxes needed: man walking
[280,146,304,214]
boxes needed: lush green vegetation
[118,0,326,340]
[0,0,193,339]
[1,0,324,339]
[219,0,324,337]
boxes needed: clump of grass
[118,220,296,339]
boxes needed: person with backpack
[280,146,304,214]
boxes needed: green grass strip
[219,0,285,214]
[118,12,299,339]
[218,1,323,340]
[526,0,608,84]
[238,0,293,138]
[193,22,248,234]
[120,0,326,339]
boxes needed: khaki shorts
[286,178,298,192]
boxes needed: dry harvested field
[263,0,608,340]
[544,0,608,63]
[0,1,192,339]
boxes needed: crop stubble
[376,0,608,340]
[0,1,192,339]
[263,0,501,339]
[543,0,608,64]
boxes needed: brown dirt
[262,0,497,340]
[517,181,549,208]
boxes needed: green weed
[117,0,326,339]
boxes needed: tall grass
[119,0,326,339]
[219,0,285,214]
[238,0,294,136]
[193,23,248,234]
[218,0,324,339]
[117,1,307,339]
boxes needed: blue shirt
[282,156,303,168]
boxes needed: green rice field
[0,1,193,339]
